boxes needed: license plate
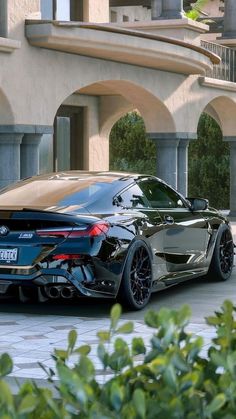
[0,248,18,263]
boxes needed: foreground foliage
[1,300,236,417]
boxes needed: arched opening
[109,111,156,174]
[188,112,229,209]
[41,79,174,176]
[0,90,15,125]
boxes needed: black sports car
[0,171,233,309]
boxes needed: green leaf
[204,379,217,398]
[108,351,131,372]
[68,329,77,352]
[114,337,129,353]
[38,361,55,379]
[149,356,166,374]
[206,316,221,326]
[132,337,146,356]
[133,389,146,419]
[0,354,13,377]
[54,349,68,362]
[110,381,124,412]
[97,343,109,368]
[111,304,122,330]
[0,380,14,408]
[18,394,38,414]
[97,331,111,342]
[74,344,91,356]
[205,394,226,416]
[38,388,62,417]
[57,363,88,407]
[162,322,175,346]
[77,355,95,382]
[210,351,227,369]
[150,335,162,351]
[163,365,177,391]
[172,353,189,373]
[144,310,159,328]
[116,321,133,334]
[226,352,236,374]
[177,304,192,327]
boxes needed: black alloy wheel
[207,224,234,281]
[119,241,152,310]
[219,228,234,277]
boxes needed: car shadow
[0,275,209,318]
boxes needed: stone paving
[1,310,215,383]
[0,221,235,384]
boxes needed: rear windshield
[0,178,115,208]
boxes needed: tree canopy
[109,112,230,209]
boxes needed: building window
[110,11,117,23]
[41,0,54,19]
[123,15,129,22]
[41,0,83,21]
[56,0,70,20]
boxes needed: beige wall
[83,0,109,23]
[110,6,151,23]
[1,0,236,174]
[2,37,236,136]
[199,0,223,18]
[8,0,40,40]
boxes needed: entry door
[138,178,209,276]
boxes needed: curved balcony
[25,21,219,76]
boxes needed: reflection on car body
[0,171,233,310]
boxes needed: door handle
[163,215,174,225]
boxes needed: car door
[138,178,209,279]
[114,182,168,283]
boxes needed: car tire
[207,224,234,281]
[119,240,152,310]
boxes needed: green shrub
[1,301,236,417]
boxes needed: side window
[138,179,186,209]
[117,184,149,209]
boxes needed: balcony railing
[201,40,236,83]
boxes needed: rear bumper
[0,266,117,298]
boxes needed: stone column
[177,138,191,197]
[20,134,42,179]
[158,0,184,20]
[0,134,23,188]
[0,0,8,37]
[224,137,236,217]
[222,0,236,38]
[151,0,162,20]
[149,134,179,189]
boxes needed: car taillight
[36,221,110,238]
[80,222,109,237]
[36,228,71,238]
[52,254,82,261]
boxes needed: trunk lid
[0,209,100,267]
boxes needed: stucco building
[1,0,236,213]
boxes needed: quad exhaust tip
[45,285,76,299]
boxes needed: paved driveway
[0,222,235,385]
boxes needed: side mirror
[112,195,122,207]
[187,197,209,211]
